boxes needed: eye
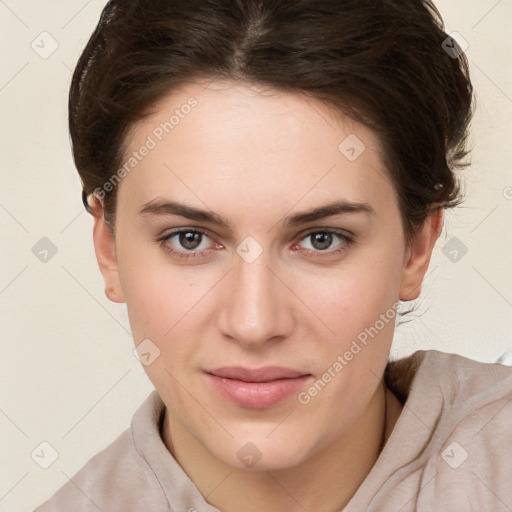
[157,229,219,259]
[173,231,208,250]
[156,227,354,261]
[295,229,353,257]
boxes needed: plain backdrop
[1,0,511,510]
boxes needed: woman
[35,0,512,510]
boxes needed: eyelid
[298,226,354,241]
[157,226,355,259]
[156,227,220,250]
[292,228,354,254]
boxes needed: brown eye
[310,232,333,251]
[295,229,354,258]
[157,228,216,259]
[179,231,203,250]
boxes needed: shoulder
[34,392,171,511]
[410,349,512,420]
[386,348,512,409]
[428,351,512,509]
[391,350,512,510]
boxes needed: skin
[91,79,442,511]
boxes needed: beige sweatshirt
[34,350,512,511]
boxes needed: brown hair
[69,0,474,242]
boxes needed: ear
[399,207,443,301]
[89,196,125,304]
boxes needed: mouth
[205,366,313,409]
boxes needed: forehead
[118,80,396,221]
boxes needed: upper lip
[206,366,309,382]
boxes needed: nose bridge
[218,248,292,346]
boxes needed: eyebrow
[139,198,375,228]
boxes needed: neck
[163,382,401,512]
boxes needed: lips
[207,366,308,382]
[205,366,312,409]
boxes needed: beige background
[1,0,511,510]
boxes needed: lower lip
[206,374,312,409]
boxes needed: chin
[207,431,317,472]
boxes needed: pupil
[180,232,201,249]
[312,232,332,250]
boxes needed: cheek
[295,250,403,344]
[117,240,218,377]
[118,254,197,395]
[115,238,185,341]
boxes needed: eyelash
[156,228,355,260]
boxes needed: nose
[216,251,295,349]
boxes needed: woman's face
[94,80,434,470]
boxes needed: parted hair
[70,0,474,242]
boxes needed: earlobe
[90,196,125,304]
[399,208,443,301]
